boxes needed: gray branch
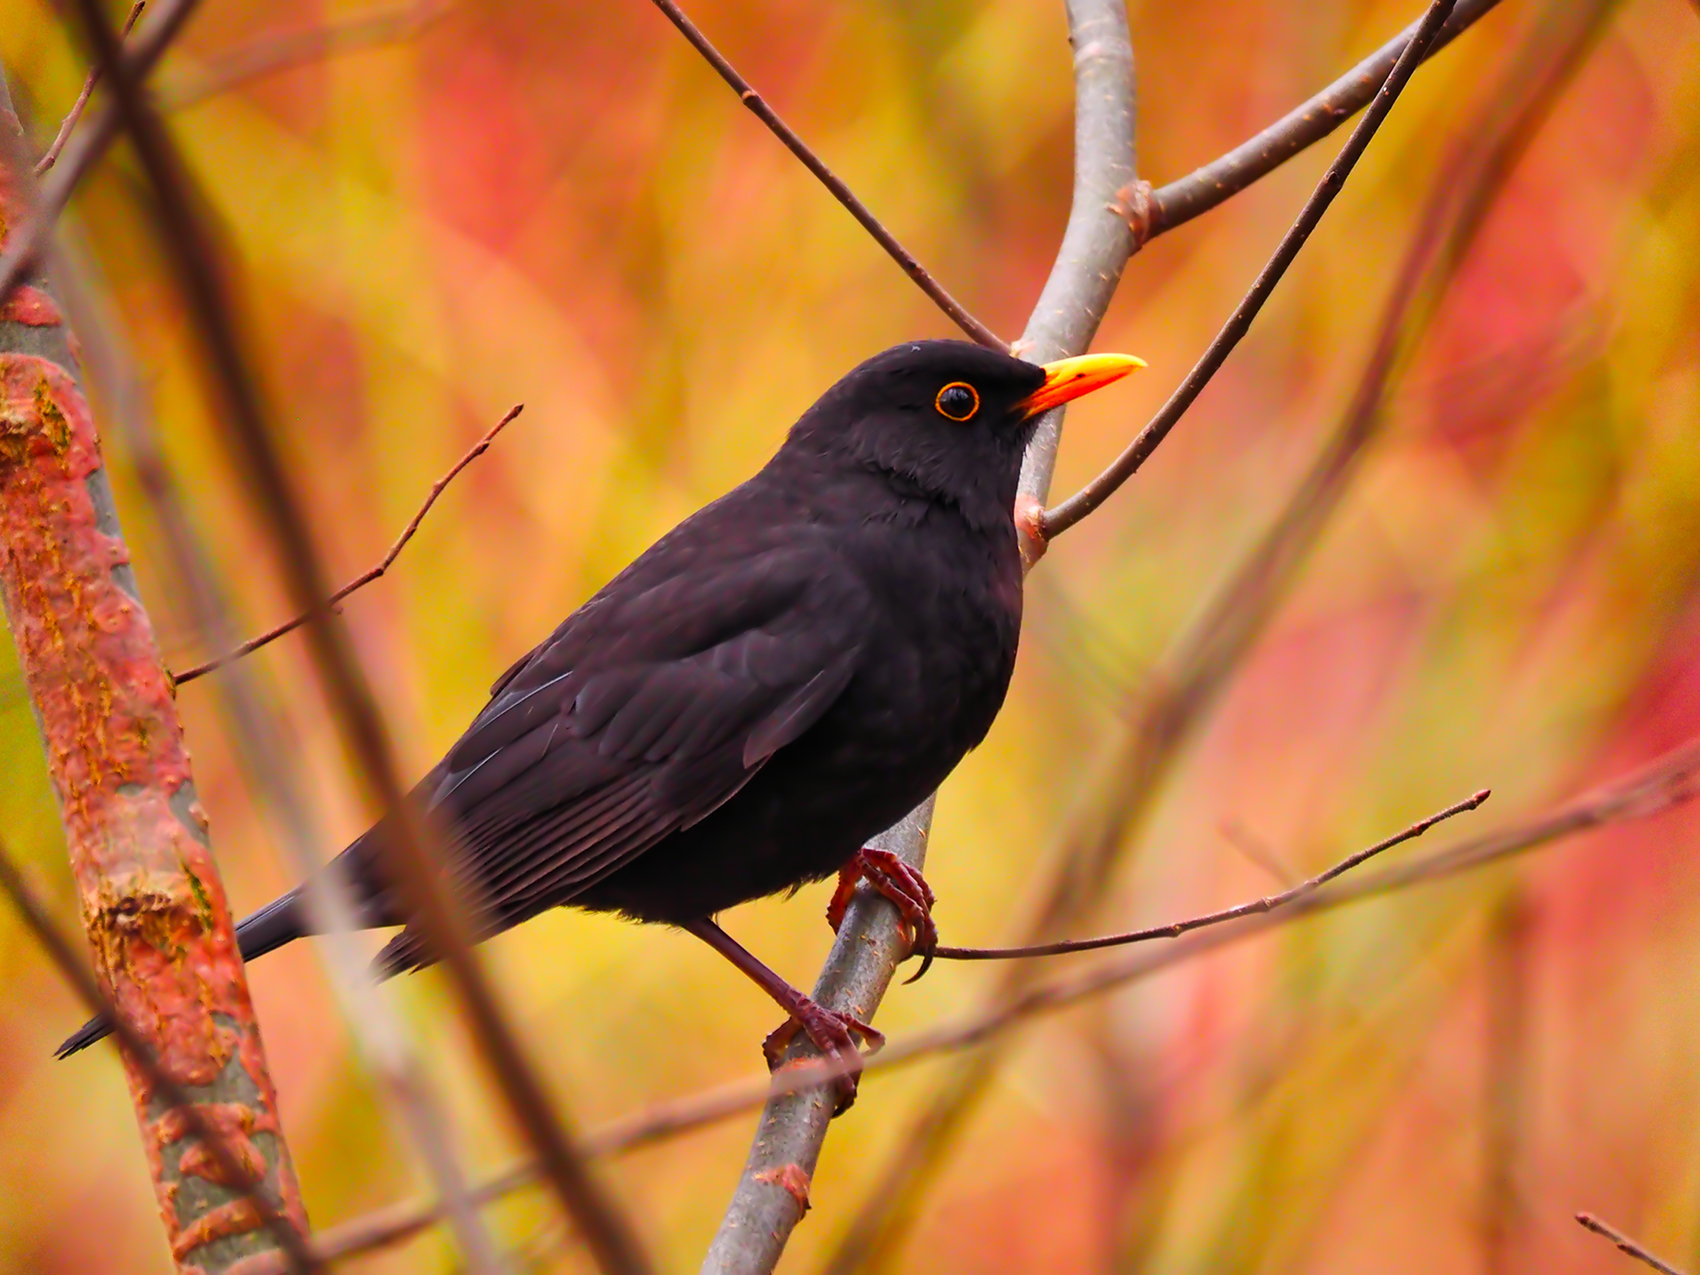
[698,3,1137,1271]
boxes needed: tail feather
[54,889,308,1059]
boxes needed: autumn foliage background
[1,0,1698,1270]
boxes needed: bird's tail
[54,888,309,1059]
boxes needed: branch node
[751,1165,811,1216]
[1014,494,1048,570]
[1107,179,1155,248]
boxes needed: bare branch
[0,72,311,1271]
[31,0,145,176]
[66,0,651,1269]
[53,257,504,1269]
[1041,0,1461,541]
[824,3,1625,1262]
[285,733,1700,1270]
[701,0,1138,1269]
[1482,890,1531,1274]
[0,839,315,1271]
[157,0,449,109]
[172,404,522,685]
[1577,1214,1691,1275]
[644,0,1004,350]
[0,0,201,303]
[1140,0,1505,240]
[931,789,1488,961]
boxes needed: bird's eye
[935,382,980,422]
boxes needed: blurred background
[1,0,1697,1270]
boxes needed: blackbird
[59,339,1141,1097]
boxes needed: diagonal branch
[66,0,652,1270]
[172,403,522,685]
[32,0,145,176]
[823,1,1620,1266]
[1041,0,1461,540]
[1139,0,1504,241]
[267,730,1700,1273]
[0,0,201,304]
[0,71,312,1273]
[700,2,1138,1271]
[0,842,316,1272]
[1577,1214,1691,1275]
[643,0,1004,350]
[52,257,503,1269]
[931,789,1488,961]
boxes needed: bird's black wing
[374,539,869,971]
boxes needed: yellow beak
[1017,352,1146,418]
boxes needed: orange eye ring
[935,382,980,422]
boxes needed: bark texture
[0,104,307,1274]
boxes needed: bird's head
[786,339,1143,525]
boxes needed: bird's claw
[827,847,939,983]
[763,998,884,1114]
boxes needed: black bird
[60,339,1140,1098]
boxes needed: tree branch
[0,840,317,1271]
[51,254,504,1270]
[1041,0,1460,541]
[0,0,201,304]
[823,1,1620,1264]
[65,0,652,1270]
[643,0,1004,350]
[156,0,449,109]
[0,72,311,1273]
[271,731,1700,1272]
[172,404,522,685]
[31,0,145,176]
[1577,1214,1691,1275]
[1139,0,1505,240]
[931,789,1488,960]
[699,3,1138,1271]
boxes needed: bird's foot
[763,998,885,1114]
[827,847,939,982]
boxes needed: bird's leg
[827,847,939,982]
[683,918,882,1113]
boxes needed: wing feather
[377,539,871,970]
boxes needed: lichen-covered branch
[62,0,653,1268]
[54,260,503,1271]
[0,76,308,1275]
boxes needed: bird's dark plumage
[58,339,1139,1061]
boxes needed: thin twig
[31,0,145,176]
[1482,889,1530,1274]
[824,0,1517,1264]
[1218,819,1299,886]
[0,68,312,1269]
[0,0,200,303]
[67,1,652,1270]
[1577,1214,1691,1275]
[931,789,1488,960]
[1042,0,1461,540]
[291,733,1700,1269]
[53,258,504,1270]
[701,1,1137,1269]
[0,842,316,1272]
[1140,0,1504,240]
[172,403,523,685]
[157,0,450,109]
[644,0,1003,350]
